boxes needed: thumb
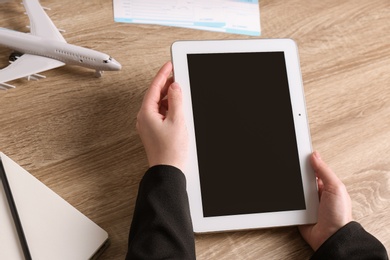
[167,82,184,120]
[311,151,341,187]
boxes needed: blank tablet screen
[186,52,306,217]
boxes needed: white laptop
[0,152,109,259]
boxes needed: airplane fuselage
[0,28,121,71]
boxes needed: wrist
[148,158,186,173]
[312,221,353,251]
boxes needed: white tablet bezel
[171,39,318,233]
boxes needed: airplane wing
[22,0,66,42]
[0,54,65,89]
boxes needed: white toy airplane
[0,0,121,90]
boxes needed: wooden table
[1,0,389,259]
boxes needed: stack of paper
[113,0,261,36]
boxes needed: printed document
[113,0,261,36]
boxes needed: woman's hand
[136,61,188,171]
[299,151,353,251]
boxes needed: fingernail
[313,151,321,160]
[171,82,181,91]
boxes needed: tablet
[171,39,319,233]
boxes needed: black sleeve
[311,221,388,260]
[126,165,196,260]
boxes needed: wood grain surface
[0,0,389,259]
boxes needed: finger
[317,177,324,198]
[310,151,342,187]
[161,76,174,98]
[166,82,183,120]
[159,98,169,117]
[142,62,173,110]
